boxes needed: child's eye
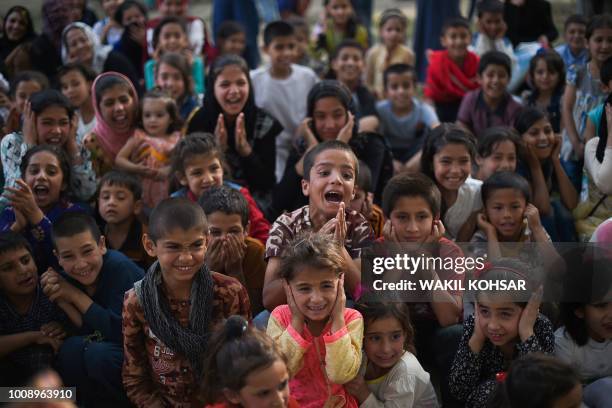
[392,333,402,341]
[20,255,31,265]
[367,335,380,342]
[342,172,353,180]
[319,170,330,176]
[479,309,489,317]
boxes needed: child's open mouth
[489,332,505,342]
[536,142,550,150]
[18,275,35,287]
[33,185,50,200]
[324,191,343,204]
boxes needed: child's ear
[244,221,251,238]
[475,155,483,166]
[177,171,188,187]
[477,74,484,86]
[98,235,107,255]
[222,389,241,405]
[142,233,157,257]
[574,307,585,319]
[133,199,143,216]
[301,179,310,197]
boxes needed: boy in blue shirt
[555,14,588,70]
[41,212,144,406]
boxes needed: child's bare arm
[115,138,150,176]
[562,84,582,158]
[0,332,57,357]
[551,135,578,210]
[525,145,553,215]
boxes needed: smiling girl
[58,63,97,144]
[1,89,97,204]
[186,55,282,196]
[449,259,554,408]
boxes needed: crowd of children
[0,0,611,407]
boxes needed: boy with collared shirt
[250,20,318,181]
[199,185,266,315]
[97,171,155,270]
[263,141,374,312]
[41,212,144,407]
[425,17,480,123]
[555,14,589,70]
[457,51,522,139]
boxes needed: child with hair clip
[562,15,612,190]
[475,126,521,181]
[266,232,363,408]
[486,353,583,408]
[515,107,578,242]
[145,17,205,96]
[0,145,88,273]
[524,50,565,133]
[58,63,97,144]
[364,8,414,100]
[345,302,439,407]
[170,132,270,245]
[555,254,612,408]
[154,52,200,121]
[2,71,48,136]
[116,90,182,209]
[420,123,482,240]
[1,89,97,204]
[202,315,299,408]
[449,258,554,408]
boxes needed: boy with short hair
[97,170,155,270]
[457,50,522,139]
[555,14,588,70]
[425,17,480,123]
[122,198,250,407]
[376,63,440,173]
[349,161,384,239]
[199,185,266,315]
[0,232,68,386]
[41,212,144,406]
[250,20,318,181]
[263,140,374,311]
[287,16,326,77]
[471,0,516,65]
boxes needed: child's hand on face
[284,279,304,334]
[234,113,252,157]
[65,114,80,160]
[10,207,27,233]
[524,203,542,229]
[524,142,541,168]
[382,219,401,243]
[425,219,446,244]
[345,374,371,404]
[334,202,347,246]
[40,321,67,340]
[5,180,44,226]
[337,112,355,144]
[469,305,487,353]
[22,101,38,146]
[551,134,563,160]
[477,212,497,238]
[214,113,228,152]
[205,236,225,272]
[330,274,346,333]
[299,117,318,149]
[223,234,247,273]
[518,285,543,342]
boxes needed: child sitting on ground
[264,141,374,311]
[97,170,154,270]
[0,232,68,386]
[475,126,520,181]
[267,232,363,408]
[41,212,144,407]
[199,185,267,316]
[122,198,250,407]
[425,17,480,123]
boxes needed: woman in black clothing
[0,6,36,77]
[272,80,391,219]
[504,0,558,47]
[113,0,148,85]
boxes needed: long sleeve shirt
[267,304,363,408]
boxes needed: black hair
[514,107,548,135]
[202,315,288,404]
[564,14,587,30]
[302,140,359,182]
[2,6,36,43]
[152,16,187,51]
[586,14,612,40]
[383,63,416,90]
[114,0,147,27]
[94,74,135,109]
[486,354,581,408]
[141,89,183,133]
[20,145,72,198]
[147,198,208,242]
[171,132,225,176]
[57,63,97,84]
[528,50,566,96]
[216,20,246,41]
[479,50,512,77]
[420,123,477,186]
[355,160,372,192]
[382,172,441,218]
[477,0,504,17]
[477,126,521,158]
[378,8,408,30]
[322,0,359,41]
[0,231,33,258]
[306,80,358,141]
[98,170,143,201]
[331,39,365,60]
[52,212,102,248]
[441,16,471,36]
[481,171,531,204]
[29,89,75,120]
[471,258,536,304]
[356,302,416,354]
[155,52,194,98]
[279,232,345,281]
[263,20,294,47]
[9,71,49,98]
[198,185,249,227]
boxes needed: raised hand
[234,113,252,157]
[524,203,542,229]
[10,207,27,232]
[337,112,355,144]
[551,134,563,160]
[382,220,400,243]
[205,236,225,272]
[214,113,228,151]
[4,180,44,225]
[476,212,497,238]
[22,101,37,146]
[334,202,347,246]
[284,279,304,334]
[469,305,487,353]
[518,285,543,341]
[425,219,446,244]
[330,274,346,333]
[299,117,318,149]
[223,234,247,276]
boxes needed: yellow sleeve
[267,313,311,376]
[323,316,364,384]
